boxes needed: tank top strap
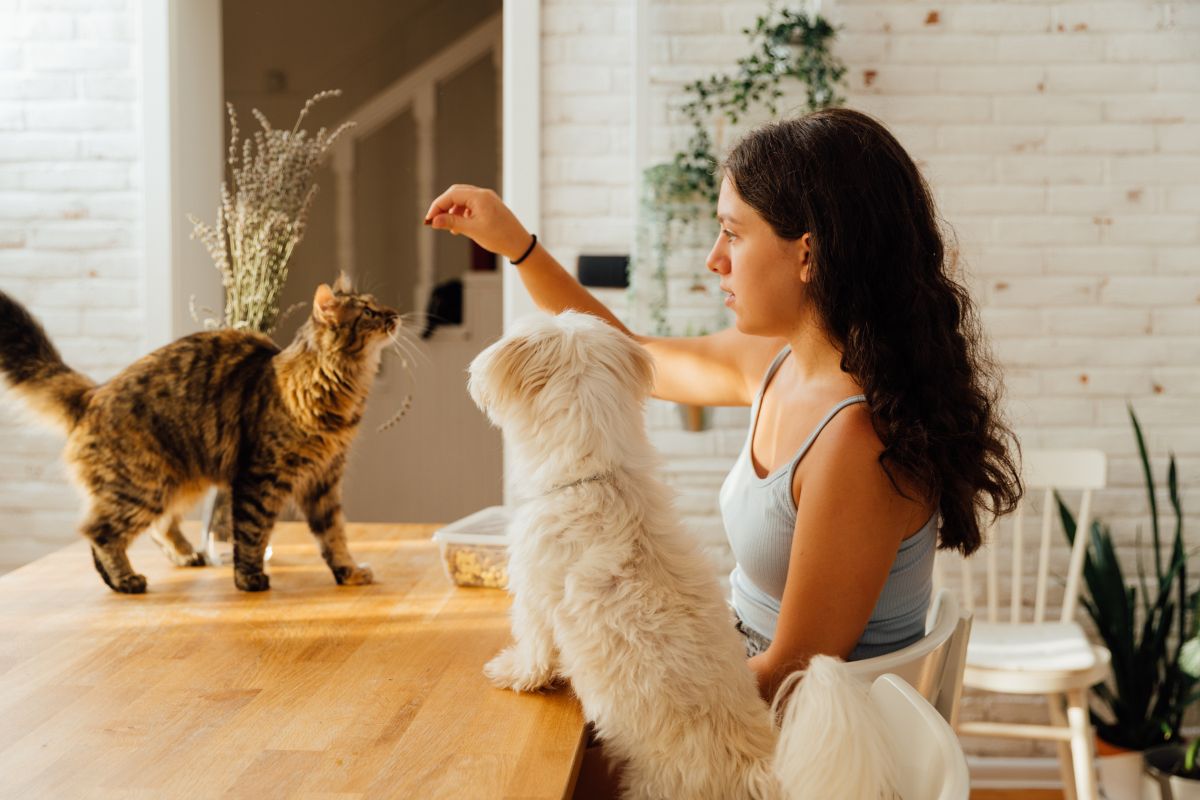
[753,346,793,410]
[785,394,869,469]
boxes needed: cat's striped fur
[0,275,399,593]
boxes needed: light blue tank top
[719,346,936,661]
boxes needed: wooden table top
[0,522,585,799]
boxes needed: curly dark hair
[722,108,1021,555]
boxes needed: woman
[425,105,1020,750]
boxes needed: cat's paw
[334,563,374,586]
[180,552,207,567]
[234,571,270,592]
[484,646,557,692]
[113,573,148,594]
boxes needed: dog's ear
[468,331,552,417]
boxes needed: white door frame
[140,0,541,346]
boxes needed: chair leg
[1046,693,1078,800]
[1065,688,1099,800]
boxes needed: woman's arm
[424,184,782,406]
[746,405,926,702]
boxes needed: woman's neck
[784,315,853,389]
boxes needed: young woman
[424,106,1021,706]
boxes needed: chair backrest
[844,589,971,723]
[871,673,970,800]
[937,448,1106,625]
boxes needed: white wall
[540,0,1200,761]
[0,0,144,573]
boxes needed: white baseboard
[968,756,1063,789]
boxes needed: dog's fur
[468,311,898,800]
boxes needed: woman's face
[707,177,811,338]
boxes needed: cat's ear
[313,283,339,325]
[332,271,353,294]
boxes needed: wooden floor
[972,791,1063,799]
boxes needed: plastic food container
[432,505,511,589]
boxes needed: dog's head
[468,312,654,439]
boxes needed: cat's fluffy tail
[770,655,899,800]
[0,290,94,430]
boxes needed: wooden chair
[844,588,973,726]
[939,448,1109,800]
[871,673,971,800]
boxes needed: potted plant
[628,7,845,430]
[1057,406,1192,799]
[188,90,353,563]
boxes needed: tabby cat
[0,275,398,593]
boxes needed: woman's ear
[797,232,815,283]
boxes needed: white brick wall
[0,0,143,572]
[542,0,1200,759]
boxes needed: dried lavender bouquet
[189,90,353,333]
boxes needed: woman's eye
[722,229,736,241]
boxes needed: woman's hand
[423,185,532,262]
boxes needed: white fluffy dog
[468,311,898,800]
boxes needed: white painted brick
[75,12,132,40]
[1048,186,1156,214]
[1108,155,1200,183]
[0,44,19,69]
[1042,308,1152,337]
[81,74,135,101]
[1054,3,1163,33]
[987,275,1099,306]
[27,223,130,251]
[25,43,129,70]
[1042,245,1153,276]
[941,186,1046,215]
[1045,124,1155,154]
[0,74,75,100]
[78,133,138,160]
[948,5,1052,34]
[890,35,998,64]
[1157,65,1200,92]
[1104,216,1200,246]
[545,94,630,125]
[0,133,75,160]
[1041,367,1153,395]
[995,96,1103,124]
[1100,277,1200,306]
[995,35,1106,63]
[940,125,1046,154]
[1104,95,1200,123]
[0,12,73,39]
[961,247,1044,276]
[936,65,1044,94]
[979,307,1041,338]
[847,65,940,95]
[1152,308,1200,335]
[0,103,20,130]
[993,217,1102,246]
[0,191,89,220]
[24,102,132,131]
[1155,247,1200,275]
[1045,64,1156,93]
[855,94,992,123]
[543,66,611,95]
[919,155,996,185]
[1158,125,1200,154]
[998,155,1105,184]
[20,163,128,190]
[1106,34,1200,63]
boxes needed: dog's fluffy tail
[770,655,899,800]
[0,290,94,431]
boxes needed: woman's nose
[706,237,729,274]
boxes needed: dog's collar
[545,470,615,495]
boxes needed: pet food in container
[432,505,511,589]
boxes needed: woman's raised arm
[424,184,780,407]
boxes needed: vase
[1144,744,1200,800]
[676,403,711,432]
[1096,737,1147,800]
[200,486,272,567]
[199,486,233,565]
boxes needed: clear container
[432,505,511,589]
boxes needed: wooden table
[0,523,585,799]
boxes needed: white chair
[871,673,971,800]
[938,448,1110,800]
[844,588,973,726]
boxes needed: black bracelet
[511,233,538,266]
